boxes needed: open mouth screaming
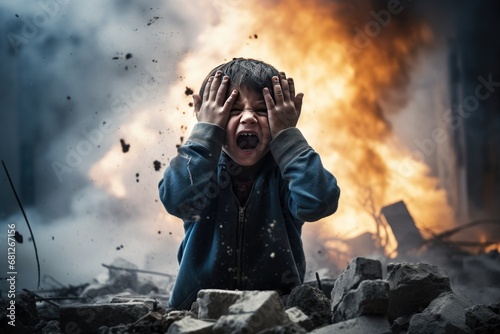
[237,132,259,151]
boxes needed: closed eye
[256,109,268,116]
[230,109,242,115]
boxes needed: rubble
[330,257,382,312]
[59,302,150,333]
[212,290,288,334]
[387,262,451,322]
[309,315,392,334]
[285,307,315,332]
[4,255,500,333]
[465,302,500,333]
[197,289,243,319]
[286,285,331,327]
[407,291,473,334]
[166,316,214,334]
[332,279,389,323]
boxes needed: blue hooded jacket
[159,122,340,309]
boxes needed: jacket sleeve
[159,122,225,221]
[269,127,340,222]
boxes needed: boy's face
[222,86,271,166]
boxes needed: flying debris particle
[153,160,161,171]
[270,252,275,258]
[15,14,19,17]
[136,173,139,183]
[67,96,71,100]
[169,232,172,235]
[52,236,55,240]
[125,53,133,60]
[136,173,139,177]
[254,34,258,39]
[116,244,124,251]
[185,87,194,96]
[147,16,160,26]
[120,139,130,153]
[176,136,184,148]
[152,59,158,63]
[158,231,161,234]
[14,231,23,243]
[188,102,193,107]
[112,56,119,60]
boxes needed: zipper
[235,206,245,289]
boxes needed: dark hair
[199,57,280,100]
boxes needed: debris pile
[1,256,499,333]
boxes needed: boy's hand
[193,71,239,128]
[263,72,304,138]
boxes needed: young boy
[159,58,340,310]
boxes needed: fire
[91,0,456,270]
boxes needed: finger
[222,89,239,111]
[203,76,213,102]
[209,71,223,101]
[272,76,284,105]
[295,93,304,119]
[288,78,296,98]
[193,94,202,112]
[280,76,291,101]
[263,87,276,111]
[215,76,230,106]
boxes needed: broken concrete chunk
[60,302,149,333]
[197,289,243,320]
[380,200,425,254]
[166,316,214,334]
[110,295,159,310]
[213,290,288,334]
[310,315,392,334]
[387,262,451,322]
[333,279,389,323]
[285,307,315,332]
[287,285,331,328]
[407,291,473,334]
[465,302,500,333]
[331,257,382,312]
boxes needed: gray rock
[391,316,411,334]
[387,262,451,322]
[331,257,382,312]
[310,315,392,334]
[110,296,160,311]
[59,302,150,333]
[333,279,389,323]
[285,307,315,332]
[197,289,243,320]
[213,290,288,334]
[465,302,500,333]
[166,316,214,334]
[407,292,473,334]
[256,324,307,334]
[287,285,331,328]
